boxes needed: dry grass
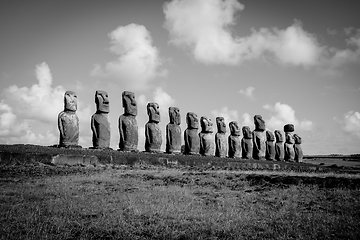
[1,165,360,239]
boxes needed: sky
[0,0,359,155]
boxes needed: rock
[294,134,303,162]
[58,91,80,148]
[184,112,200,155]
[145,103,162,152]
[118,91,138,152]
[284,132,295,161]
[253,130,266,160]
[215,117,227,157]
[241,126,253,159]
[91,91,110,149]
[199,116,214,156]
[284,124,294,132]
[274,130,284,161]
[166,107,181,154]
[228,121,241,158]
[254,115,266,131]
[265,131,275,161]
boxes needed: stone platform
[0,144,353,173]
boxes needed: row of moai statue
[58,90,303,162]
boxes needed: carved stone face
[293,134,302,144]
[64,91,77,112]
[95,90,109,113]
[242,126,252,139]
[147,102,160,123]
[186,112,199,129]
[266,130,275,141]
[274,130,283,142]
[216,117,226,133]
[229,121,241,136]
[200,116,213,133]
[254,115,265,131]
[169,107,181,125]
[122,91,137,116]
[284,124,294,132]
[285,132,295,144]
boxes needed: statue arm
[145,123,150,146]
[252,132,258,150]
[58,112,64,136]
[91,115,97,139]
[118,117,124,148]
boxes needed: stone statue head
[216,117,226,134]
[64,91,77,112]
[169,107,181,125]
[274,130,283,142]
[254,115,265,131]
[229,121,241,136]
[95,90,109,113]
[242,126,252,139]
[122,91,137,116]
[147,102,160,123]
[186,112,199,129]
[200,116,213,133]
[284,124,294,133]
[285,132,295,144]
[266,130,275,141]
[293,134,302,144]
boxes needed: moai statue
[215,117,227,158]
[284,124,295,161]
[252,115,266,160]
[145,102,162,152]
[166,107,181,154]
[199,116,214,156]
[184,112,200,155]
[118,91,138,152]
[228,121,241,158]
[274,130,284,161]
[241,126,253,159]
[265,130,275,161]
[294,134,303,162]
[58,91,80,148]
[91,90,111,149]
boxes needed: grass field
[1,163,360,239]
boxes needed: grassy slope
[1,164,360,240]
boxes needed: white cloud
[238,86,255,100]
[91,24,167,90]
[163,0,360,70]
[0,63,91,145]
[211,106,238,123]
[335,111,360,138]
[241,112,252,127]
[263,102,314,131]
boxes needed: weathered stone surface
[58,91,80,148]
[91,91,110,149]
[265,131,275,161]
[184,112,200,155]
[284,124,295,132]
[228,121,241,158]
[166,107,181,154]
[199,116,214,156]
[284,132,295,161]
[274,130,284,161]
[253,130,266,160]
[145,103,162,152]
[118,91,138,152]
[254,115,266,131]
[294,134,303,162]
[241,126,253,159]
[215,117,227,157]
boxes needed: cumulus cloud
[238,86,255,100]
[163,0,360,70]
[211,107,238,123]
[335,111,360,138]
[91,24,167,90]
[0,63,91,145]
[263,102,313,131]
[241,112,253,127]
